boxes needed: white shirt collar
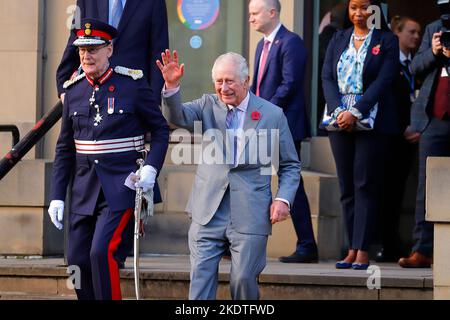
[228,92,250,113]
[400,50,412,65]
[264,23,282,44]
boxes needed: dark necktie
[403,59,415,95]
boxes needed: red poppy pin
[372,44,381,56]
[251,111,261,121]
[108,85,115,92]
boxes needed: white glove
[134,165,157,192]
[48,200,64,230]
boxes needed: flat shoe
[351,262,370,270]
[335,261,353,269]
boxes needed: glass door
[166,0,248,101]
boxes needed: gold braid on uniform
[114,66,144,80]
[63,73,86,89]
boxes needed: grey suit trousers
[188,188,268,300]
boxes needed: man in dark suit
[57,0,169,106]
[249,0,318,263]
[398,1,450,268]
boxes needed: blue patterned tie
[111,0,124,28]
[226,108,239,166]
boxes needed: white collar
[400,50,412,65]
[264,23,282,43]
[228,92,250,113]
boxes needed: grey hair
[211,52,249,82]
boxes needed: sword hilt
[136,158,145,167]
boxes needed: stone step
[0,257,433,300]
[0,293,75,300]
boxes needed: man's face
[79,43,112,78]
[213,63,249,107]
[396,21,421,52]
[249,0,275,34]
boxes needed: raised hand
[432,32,443,56]
[156,49,185,89]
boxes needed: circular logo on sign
[177,0,220,30]
[190,36,203,49]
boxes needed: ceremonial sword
[134,153,147,300]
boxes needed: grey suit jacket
[411,20,449,132]
[162,91,300,236]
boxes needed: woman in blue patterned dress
[321,0,400,270]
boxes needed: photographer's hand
[432,32,443,56]
[443,47,450,58]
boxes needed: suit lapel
[97,0,109,23]
[363,29,381,75]
[212,98,228,140]
[253,40,263,86]
[117,0,139,38]
[212,98,232,163]
[242,93,263,153]
[258,25,285,86]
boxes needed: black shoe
[279,252,318,263]
[118,261,125,269]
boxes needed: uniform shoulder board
[63,73,86,89]
[114,66,143,80]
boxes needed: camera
[438,0,450,47]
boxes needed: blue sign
[177,0,220,30]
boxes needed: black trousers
[329,131,389,251]
[412,117,450,257]
[379,134,418,254]
[289,141,318,254]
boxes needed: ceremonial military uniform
[50,20,169,300]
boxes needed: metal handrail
[0,101,63,180]
[0,125,20,148]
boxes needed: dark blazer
[321,27,401,134]
[410,20,449,133]
[250,25,310,141]
[56,0,169,103]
